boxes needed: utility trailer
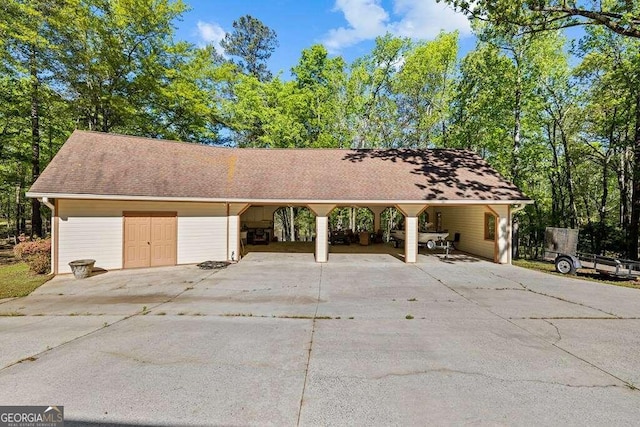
[544,227,640,279]
[551,251,640,279]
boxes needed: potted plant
[68,259,96,279]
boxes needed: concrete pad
[513,319,640,387]
[0,266,219,316]
[473,262,640,318]
[456,288,614,319]
[160,259,322,317]
[33,265,215,296]
[0,316,311,426]
[300,319,640,426]
[316,260,471,320]
[416,255,528,290]
[2,252,640,425]
[417,256,638,318]
[0,315,123,368]
[324,253,404,264]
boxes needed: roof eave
[27,191,534,206]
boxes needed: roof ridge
[72,130,472,152]
[72,129,202,147]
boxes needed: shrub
[14,239,51,274]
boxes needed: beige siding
[242,206,276,222]
[57,200,227,273]
[241,206,277,228]
[438,205,496,261]
[491,204,511,264]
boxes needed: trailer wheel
[426,240,436,250]
[555,256,576,275]
[394,239,402,248]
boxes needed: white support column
[404,216,419,263]
[396,204,428,264]
[227,215,240,261]
[308,204,336,263]
[227,203,250,262]
[315,216,329,263]
[489,205,511,264]
[369,206,386,232]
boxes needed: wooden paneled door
[124,212,177,269]
[150,214,177,266]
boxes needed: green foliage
[221,15,278,82]
[395,31,459,147]
[439,0,640,38]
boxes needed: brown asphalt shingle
[28,130,530,202]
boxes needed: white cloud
[323,0,472,52]
[196,21,227,53]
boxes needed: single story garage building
[28,131,532,274]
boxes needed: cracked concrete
[0,252,639,425]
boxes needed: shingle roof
[28,130,530,203]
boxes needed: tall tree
[395,32,458,148]
[1,0,65,237]
[221,15,278,82]
[291,44,348,147]
[60,0,188,134]
[348,34,410,148]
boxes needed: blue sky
[174,0,477,77]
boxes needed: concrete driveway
[1,252,639,426]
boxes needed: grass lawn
[514,259,640,290]
[0,263,52,299]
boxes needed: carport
[27,131,532,274]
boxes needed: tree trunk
[628,92,640,260]
[512,215,520,260]
[583,194,596,253]
[548,121,563,226]
[30,45,42,237]
[559,129,578,228]
[617,147,631,228]
[289,206,295,242]
[15,184,23,236]
[511,50,523,186]
[350,207,356,231]
[512,79,522,185]
[276,208,290,241]
[597,112,616,255]
[6,194,11,238]
[597,155,609,254]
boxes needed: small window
[484,213,496,241]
